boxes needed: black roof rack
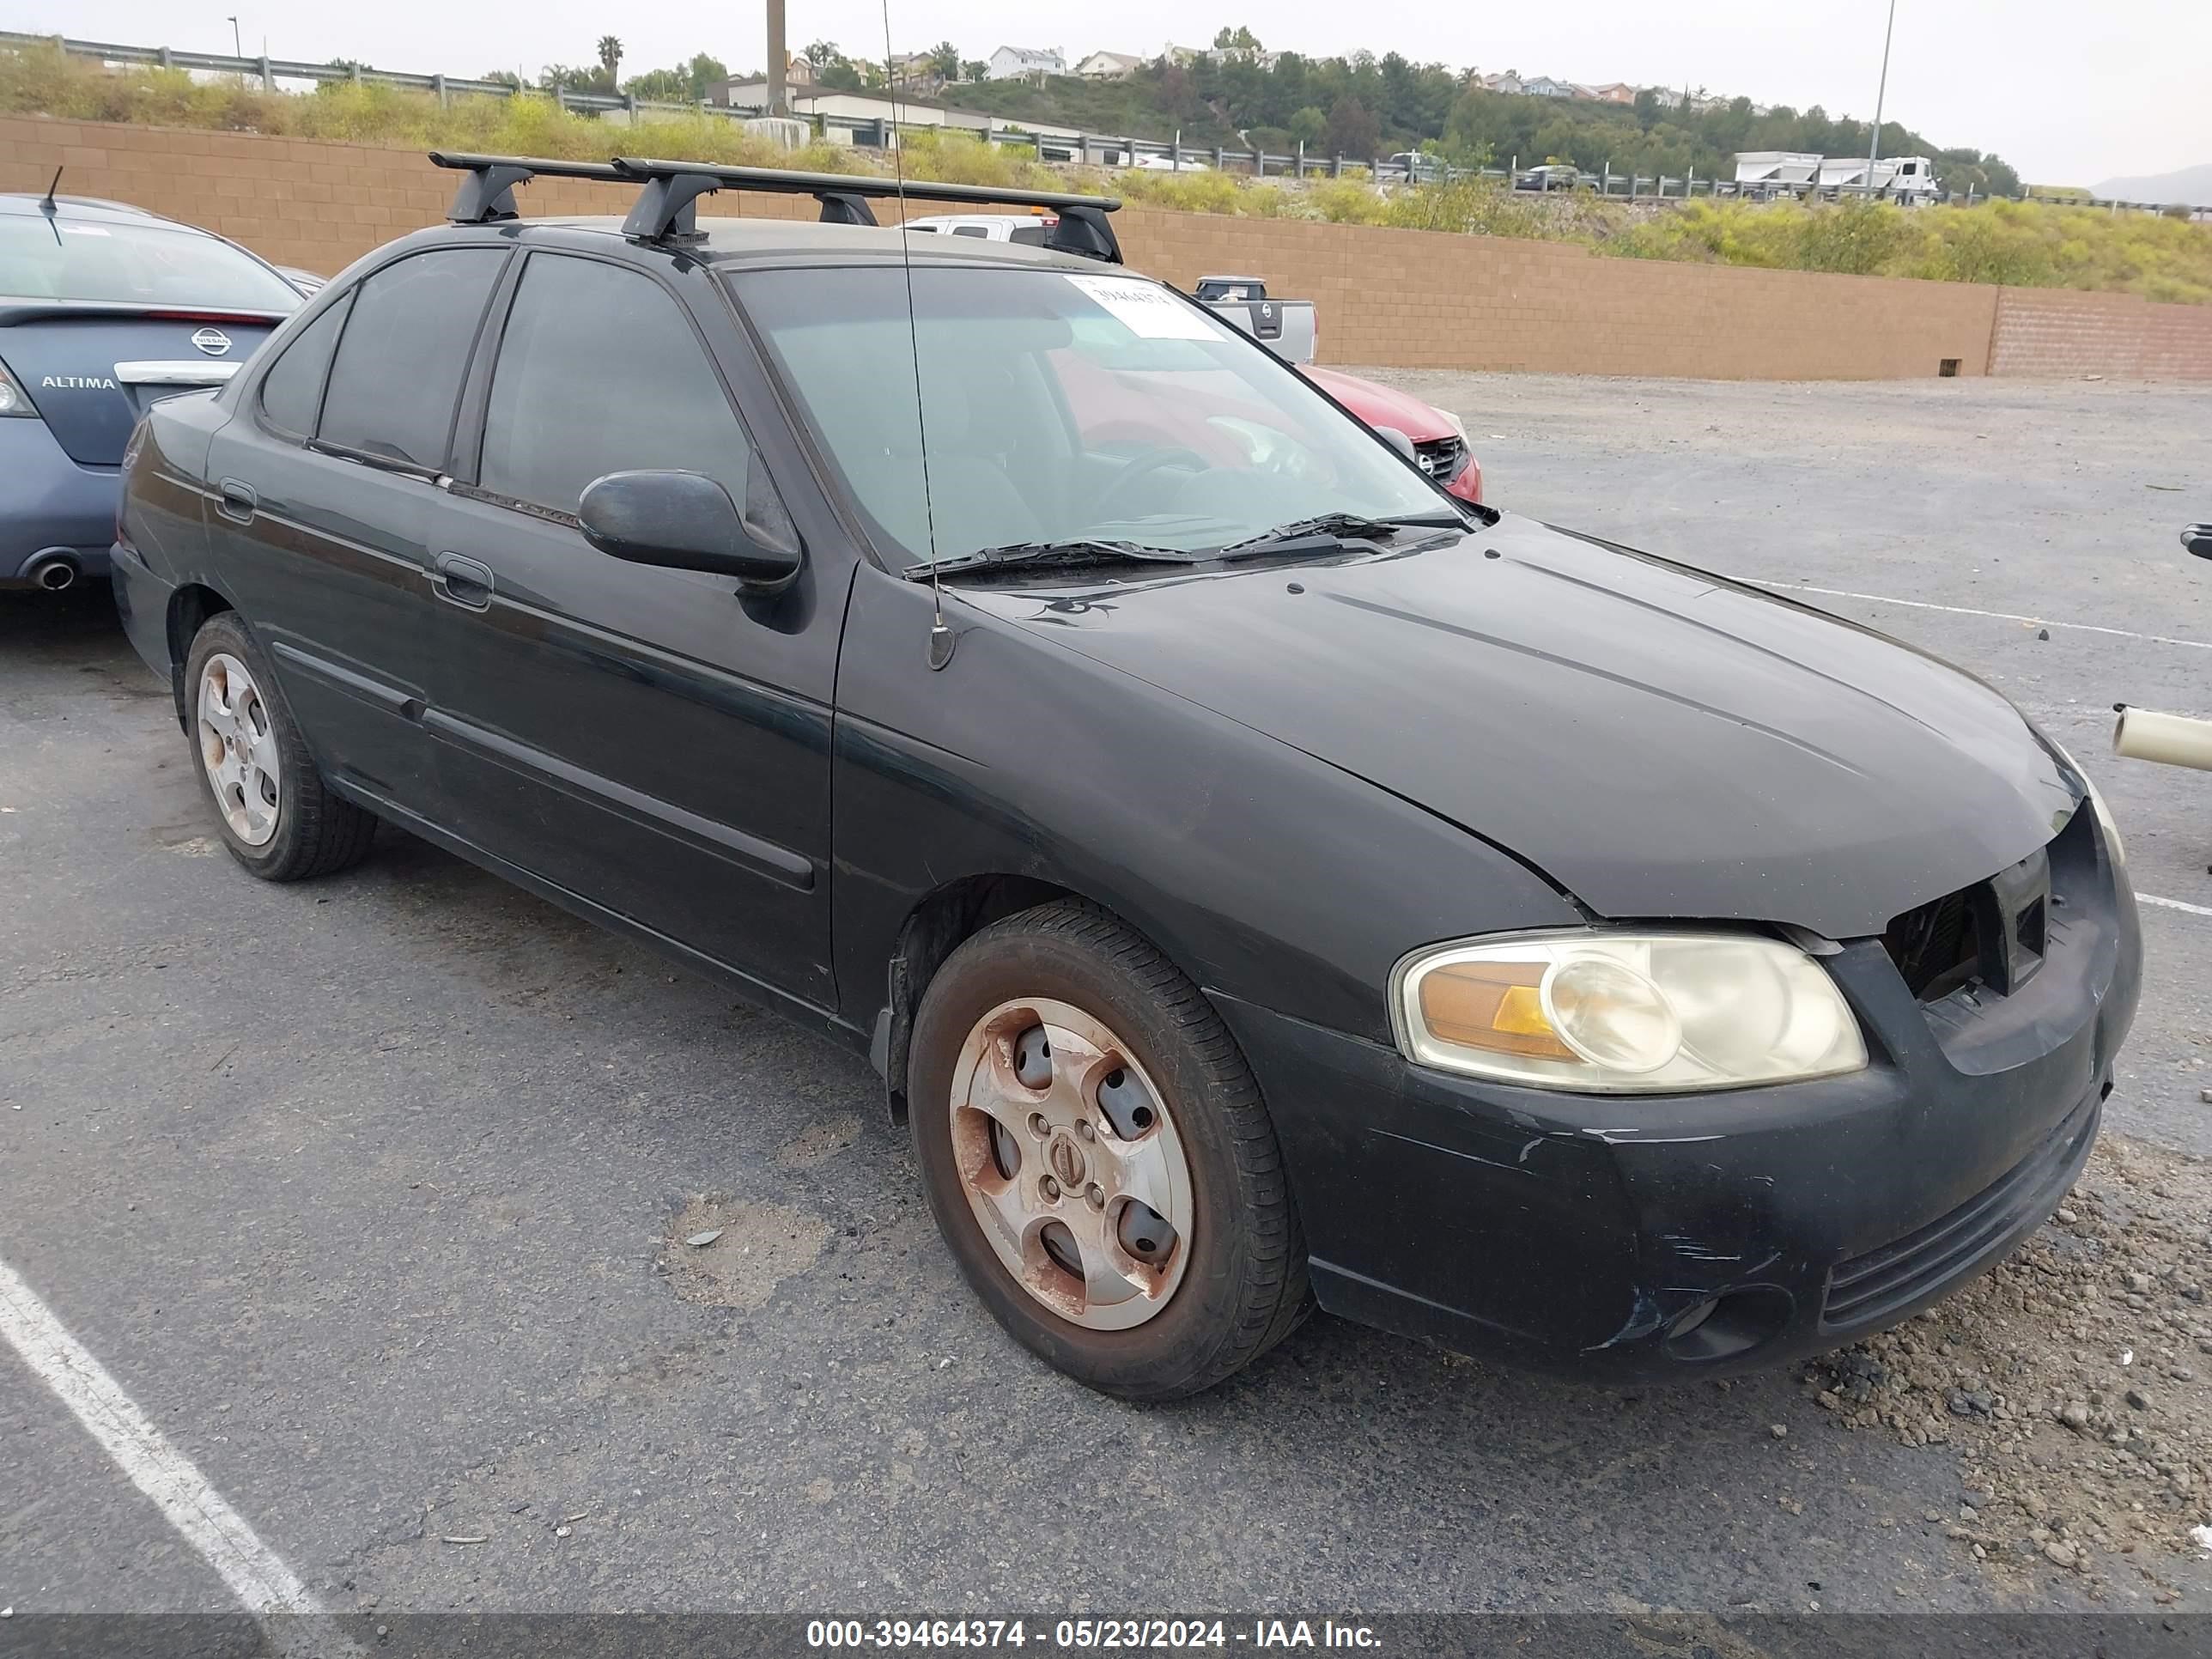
[428,152,626,223]
[427,151,1123,264]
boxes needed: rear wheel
[909,900,1310,1400]
[185,612,376,881]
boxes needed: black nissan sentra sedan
[113,156,2140,1401]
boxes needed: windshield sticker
[1064,274,1217,341]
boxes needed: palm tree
[595,35,623,91]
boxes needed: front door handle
[216,477,257,524]
[434,552,494,611]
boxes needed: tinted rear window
[320,247,505,470]
[0,214,301,311]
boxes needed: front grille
[1822,1094,2099,1331]
[1414,435,1467,481]
[1883,888,1978,1000]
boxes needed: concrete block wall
[5,116,2209,382]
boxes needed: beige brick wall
[7,115,2209,382]
[1988,287,2212,380]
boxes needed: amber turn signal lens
[1417,961,1577,1060]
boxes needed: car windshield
[732,265,1450,569]
[0,213,301,312]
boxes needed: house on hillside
[1482,70,1523,95]
[1521,75,1575,99]
[1576,82,1637,104]
[1073,50,1145,79]
[887,51,942,90]
[987,45,1065,81]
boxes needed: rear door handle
[434,551,495,611]
[216,477,258,524]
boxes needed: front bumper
[0,418,119,586]
[1218,811,2140,1382]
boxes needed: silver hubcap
[197,652,281,847]
[949,998,1194,1331]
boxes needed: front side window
[477,253,750,516]
[0,215,301,312]
[319,247,506,470]
[735,265,1446,568]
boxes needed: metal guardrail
[8,31,2204,218]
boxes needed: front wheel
[184,611,377,881]
[908,900,1310,1400]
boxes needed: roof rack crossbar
[609,157,1121,260]
[429,152,626,223]
[425,153,1125,263]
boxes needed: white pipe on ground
[2113,705,2212,772]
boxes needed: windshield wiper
[906,539,1200,580]
[1218,511,1468,558]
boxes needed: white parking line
[0,1254,323,1621]
[2138,892,2212,918]
[1748,580,2212,653]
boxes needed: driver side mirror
[2185,523,2212,561]
[1374,426,1419,465]
[579,470,802,593]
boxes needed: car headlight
[2050,738,2125,872]
[1391,929,1868,1093]
[1435,405,1469,444]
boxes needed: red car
[1303,364,1483,505]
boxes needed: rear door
[204,246,508,818]
[422,247,840,1007]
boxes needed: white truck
[1733,150,1939,200]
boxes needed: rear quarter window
[256,292,353,438]
[319,246,506,470]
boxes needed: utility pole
[1866,0,1897,194]
[766,0,786,115]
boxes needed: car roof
[0,193,192,229]
[458,214,1122,274]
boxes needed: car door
[422,246,838,1011]
[203,246,507,817]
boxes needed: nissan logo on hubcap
[1048,1136,1087,1189]
[191,327,233,357]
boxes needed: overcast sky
[19,2,2207,185]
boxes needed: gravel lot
[3,373,2210,1632]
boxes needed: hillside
[939,57,2021,198]
[3,43,2204,304]
[2092,163,2212,208]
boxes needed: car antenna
[881,0,952,671]
[38,166,62,214]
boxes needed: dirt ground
[1802,1139,2211,1600]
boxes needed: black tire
[908,898,1311,1400]
[183,611,377,881]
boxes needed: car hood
[975,513,2079,939]
[1299,366,1451,442]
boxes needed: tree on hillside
[1288,105,1326,148]
[805,40,867,92]
[623,52,728,101]
[1324,95,1379,160]
[960,59,988,82]
[596,35,623,89]
[928,40,961,81]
